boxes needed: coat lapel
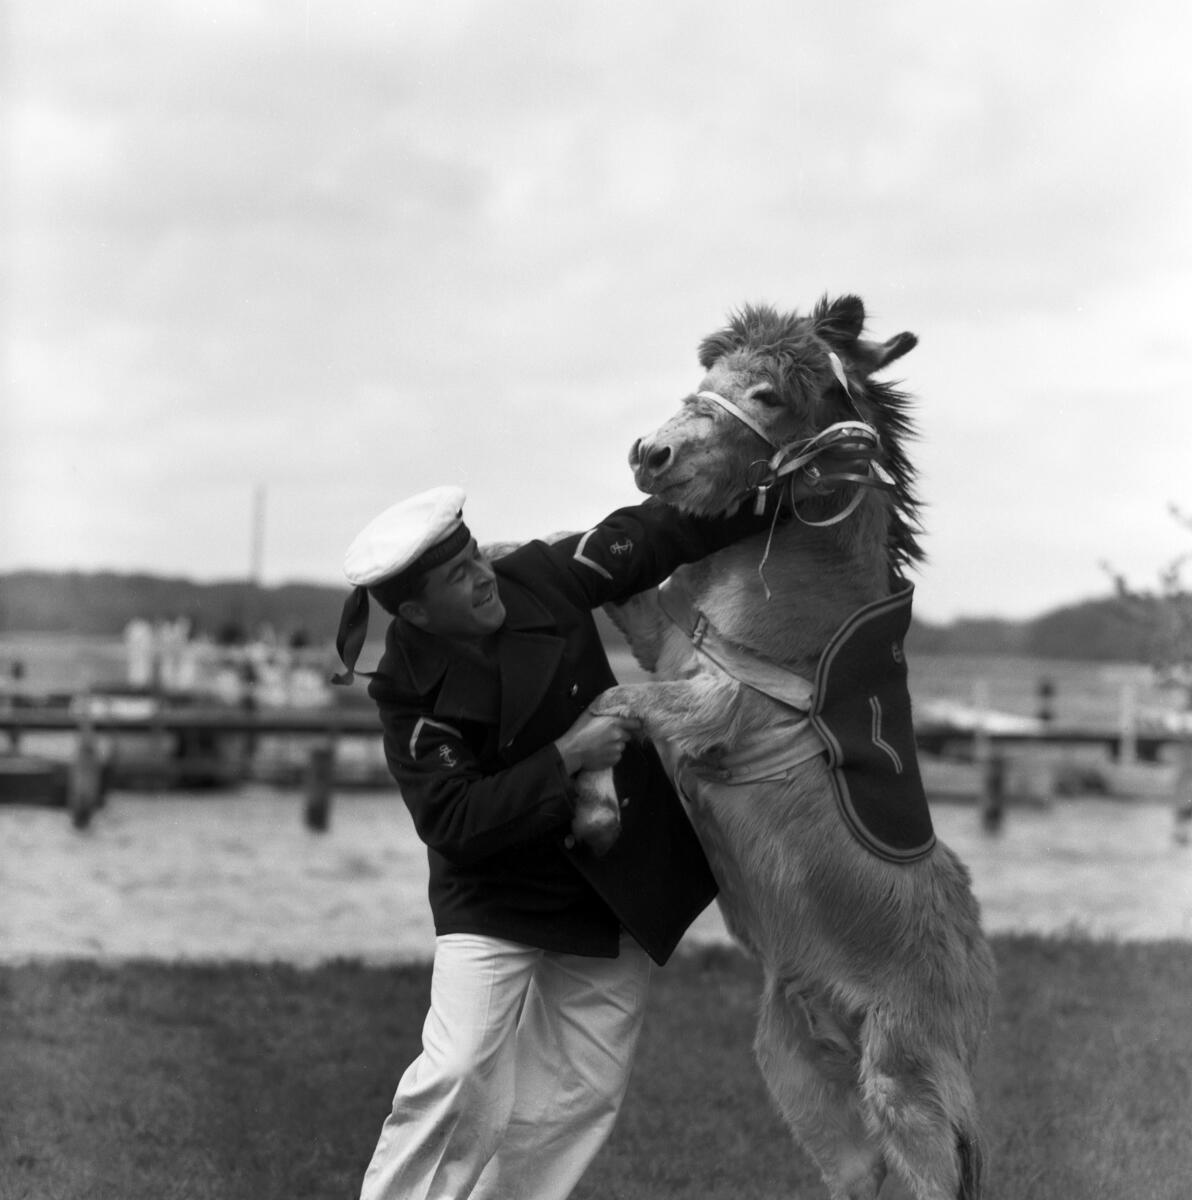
[494,578,564,748]
[496,631,564,748]
[384,622,494,723]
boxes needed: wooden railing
[0,705,381,736]
[2,701,1187,832]
[0,702,384,829]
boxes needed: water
[3,635,1190,960]
[2,788,1189,964]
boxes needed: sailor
[335,485,780,1200]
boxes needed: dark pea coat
[366,501,769,964]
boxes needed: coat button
[569,684,579,697]
[563,835,576,849]
[620,796,630,808]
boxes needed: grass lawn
[2,937,1190,1200]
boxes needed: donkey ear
[856,331,918,373]
[813,294,866,345]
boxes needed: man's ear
[398,599,430,628]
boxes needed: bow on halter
[697,351,895,527]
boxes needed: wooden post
[4,660,25,752]
[1118,683,1138,767]
[981,752,1007,833]
[1036,676,1056,724]
[1175,733,1192,845]
[972,679,991,770]
[972,679,1004,830]
[304,741,335,832]
[70,695,105,829]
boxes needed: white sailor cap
[332,486,470,685]
[343,485,469,587]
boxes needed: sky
[2,0,1190,624]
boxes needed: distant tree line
[1104,504,1192,704]
[0,571,345,647]
[905,596,1162,661]
[0,570,1165,663]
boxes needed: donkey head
[630,294,923,568]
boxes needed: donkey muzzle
[629,435,674,487]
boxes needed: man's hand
[554,711,642,775]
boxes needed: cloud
[2,0,1190,622]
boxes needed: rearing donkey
[584,295,996,1200]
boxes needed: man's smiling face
[400,538,507,640]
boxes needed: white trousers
[359,932,653,1200]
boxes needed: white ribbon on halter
[827,349,852,395]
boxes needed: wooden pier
[2,699,1188,831]
[0,704,382,738]
[0,702,384,828]
[3,699,1183,751]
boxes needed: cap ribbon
[331,586,371,686]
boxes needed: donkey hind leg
[753,974,887,1200]
[861,1014,985,1200]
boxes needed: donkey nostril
[631,437,674,475]
[645,443,673,472]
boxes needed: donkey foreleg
[570,768,622,856]
[573,675,742,852]
[588,674,744,759]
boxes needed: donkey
[581,296,996,1200]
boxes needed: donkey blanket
[657,575,934,864]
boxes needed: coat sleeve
[541,499,777,609]
[376,699,577,866]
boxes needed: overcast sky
[2,0,1189,623]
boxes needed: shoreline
[4,790,1190,963]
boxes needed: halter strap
[768,421,886,485]
[696,386,891,520]
[695,390,776,449]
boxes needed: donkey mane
[699,295,925,574]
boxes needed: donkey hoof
[571,807,622,856]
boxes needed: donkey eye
[751,386,782,408]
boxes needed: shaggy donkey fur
[582,296,996,1200]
